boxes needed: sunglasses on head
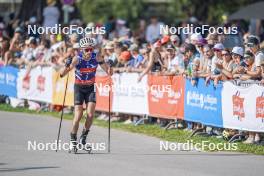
[84,48,93,52]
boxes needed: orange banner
[148,75,185,119]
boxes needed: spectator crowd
[0,3,264,145]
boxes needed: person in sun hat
[104,41,117,65]
[60,37,112,152]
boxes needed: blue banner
[184,79,223,127]
[0,66,18,97]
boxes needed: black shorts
[74,84,96,105]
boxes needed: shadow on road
[0,166,59,172]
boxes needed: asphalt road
[0,111,263,176]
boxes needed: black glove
[65,57,72,67]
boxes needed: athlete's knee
[87,113,93,119]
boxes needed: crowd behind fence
[0,6,264,144]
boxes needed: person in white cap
[211,43,225,73]
[60,37,112,153]
[190,33,203,45]
[170,35,180,48]
[230,46,246,78]
[205,43,225,85]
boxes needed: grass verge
[0,104,263,155]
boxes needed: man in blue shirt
[127,44,144,68]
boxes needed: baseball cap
[190,33,203,41]
[29,16,37,24]
[15,27,23,33]
[184,43,196,53]
[119,51,131,61]
[213,43,225,51]
[232,46,244,57]
[128,44,139,51]
[104,42,114,49]
[244,51,254,59]
[161,35,170,45]
[116,19,126,25]
[247,35,260,47]
[170,35,180,42]
[206,33,218,41]
[197,38,207,46]
[73,43,79,49]
[166,44,175,50]
[29,38,37,45]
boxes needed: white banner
[111,73,149,115]
[17,67,53,103]
[222,81,264,132]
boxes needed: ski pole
[56,73,69,152]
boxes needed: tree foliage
[77,0,262,26]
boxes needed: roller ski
[79,129,92,154]
[69,133,78,154]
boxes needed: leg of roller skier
[80,102,96,151]
[69,105,83,153]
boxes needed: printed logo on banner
[22,75,30,90]
[148,75,185,119]
[0,72,5,84]
[184,79,223,127]
[232,91,245,121]
[37,75,45,92]
[0,66,18,97]
[6,73,16,86]
[186,91,218,110]
[256,92,264,122]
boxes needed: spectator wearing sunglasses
[205,43,224,85]
[215,49,235,80]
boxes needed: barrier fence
[0,66,264,132]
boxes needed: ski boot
[69,133,78,154]
[80,129,92,153]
